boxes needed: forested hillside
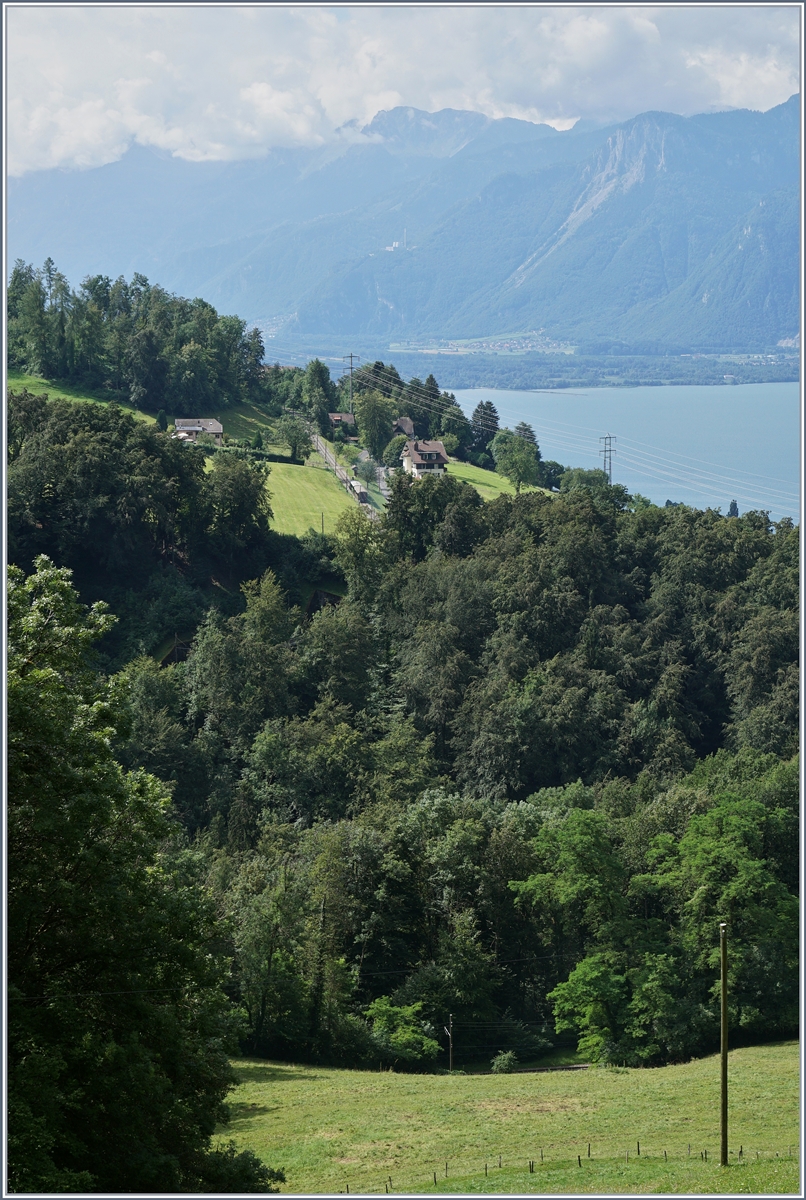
[6,262,275,414]
[7,356,799,1188]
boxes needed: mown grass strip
[6,369,155,421]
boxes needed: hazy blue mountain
[615,186,799,349]
[7,96,799,352]
[291,97,800,349]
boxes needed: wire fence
[334,1142,800,1194]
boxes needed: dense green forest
[6,259,299,415]
[7,321,799,1190]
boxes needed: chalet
[173,418,223,446]
[392,415,415,438]
[328,412,356,429]
[400,439,449,478]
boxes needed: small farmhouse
[328,412,356,429]
[173,418,224,446]
[392,415,415,438]
[400,439,449,478]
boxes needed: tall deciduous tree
[277,414,313,461]
[354,389,397,459]
[7,556,283,1192]
[490,428,542,493]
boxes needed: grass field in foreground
[221,1042,799,1194]
[447,460,553,503]
[268,460,355,536]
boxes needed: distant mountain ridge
[7,95,800,353]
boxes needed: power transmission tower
[599,433,616,483]
[343,353,360,414]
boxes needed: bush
[490,1050,519,1074]
[366,997,440,1066]
[382,433,408,467]
[191,1142,285,1193]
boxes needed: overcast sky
[6,4,801,176]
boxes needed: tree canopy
[7,556,283,1192]
[6,329,799,1183]
[7,261,281,415]
[490,427,542,493]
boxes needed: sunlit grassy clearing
[447,459,552,502]
[221,1041,799,1194]
[6,369,155,421]
[5,372,289,445]
[205,403,280,443]
[268,460,355,537]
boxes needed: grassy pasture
[447,459,553,503]
[6,369,156,421]
[268,459,355,537]
[205,402,281,444]
[6,372,287,445]
[221,1041,799,1194]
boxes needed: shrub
[490,1050,519,1074]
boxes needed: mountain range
[7,96,800,354]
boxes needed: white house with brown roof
[173,418,224,446]
[328,412,356,429]
[400,439,449,478]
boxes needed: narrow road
[376,465,391,500]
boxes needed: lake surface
[453,383,801,521]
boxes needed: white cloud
[6,4,801,176]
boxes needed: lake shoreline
[452,382,801,521]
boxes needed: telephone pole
[444,1014,453,1072]
[599,433,616,483]
[720,922,728,1167]
[343,353,360,414]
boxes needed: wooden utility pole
[720,921,728,1167]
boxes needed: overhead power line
[262,344,798,511]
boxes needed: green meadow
[447,459,552,503]
[221,1042,799,1194]
[6,371,281,443]
[268,459,356,537]
[6,369,156,421]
